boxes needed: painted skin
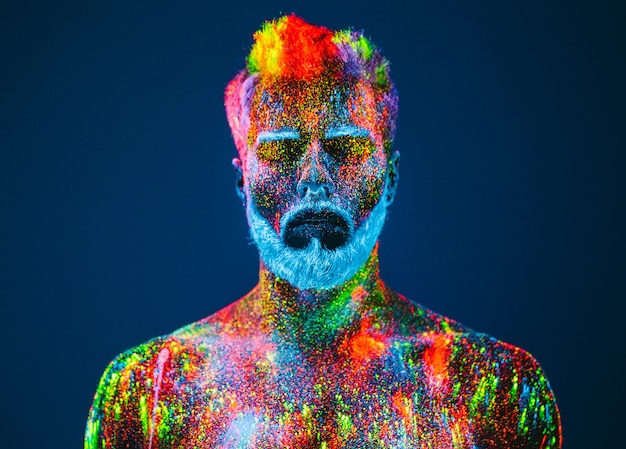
[85,16,561,448]
[241,80,397,290]
[244,80,389,232]
[85,80,561,448]
[85,253,561,448]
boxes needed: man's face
[239,79,397,289]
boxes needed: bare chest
[149,346,477,448]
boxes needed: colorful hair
[224,14,398,161]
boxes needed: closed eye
[256,139,305,163]
[322,135,375,160]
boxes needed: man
[85,15,561,448]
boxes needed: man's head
[225,15,399,290]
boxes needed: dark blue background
[2,1,624,447]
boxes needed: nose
[296,141,334,199]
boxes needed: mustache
[246,188,390,289]
[280,202,354,250]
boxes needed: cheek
[337,159,386,217]
[247,165,298,226]
[359,173,385,213]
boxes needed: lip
[283,207,351,250]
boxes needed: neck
[246,243,391,349]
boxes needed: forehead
[248,79,380,137]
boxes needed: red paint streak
[392,391,410,421]
[423,334,451,386]
[274,212,281,234]
[448,402,473,445]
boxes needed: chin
[246,191,389,290]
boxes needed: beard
[246,188,389,290]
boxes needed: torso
[87,288,561,449]
[154,328,475,447]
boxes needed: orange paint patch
[351,334,386,362]
[392,391,410,420]
[348,317,387,363]
[423,334,452,386]
[227,395,239,411]
[350,285,367,303]
[392,390,419,437]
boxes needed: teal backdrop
[1,1,624,447]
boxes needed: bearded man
[85,15,562,449]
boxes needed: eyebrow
[257,129,300,143]
[325,125,371,139]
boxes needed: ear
[232,157,246,205]
[385,151,400,205]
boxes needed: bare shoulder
[85,300,246,447]
[87,309,226,407]
[108,302,237,367]
[390,294,562,448]
[392,294,553,380]
[410,326,562,447]
[91,287,266,397]
[450,331,562,448]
